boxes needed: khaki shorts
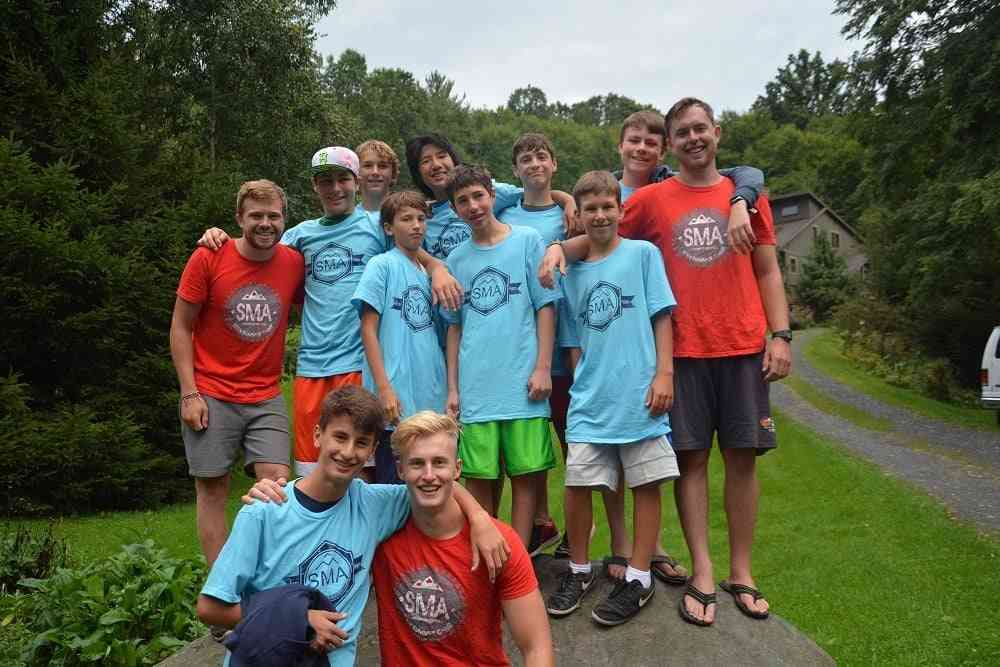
[565,435,678,491]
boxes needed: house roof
[770,191,864,247]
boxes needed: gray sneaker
[546,568,596,617]
[591,578,655,626]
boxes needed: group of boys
[170,95,791,666]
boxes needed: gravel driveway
[772,330,1000,533]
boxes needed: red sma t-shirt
[620,178,776,358]
[176,242,304,403]
[373,517,538,667]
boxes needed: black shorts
[669,351,776,455]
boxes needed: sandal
[601,555,628,581]
[650,554,687,586]
[719,580,769,620]
[678,581,716,627]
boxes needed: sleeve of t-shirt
[351,255,389,315]
[365,212,391,254]
[525,231,561,311]
[751,195,777,246]
[200,506,263,604]
[280,224,301,250]
[619,188,650,241]
[176,248,211,305]
[362,483,412,541]
[556,294,580,349]
[492,180,524,214]
[642,242,676,318]
[497,521,538,600]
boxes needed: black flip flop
[678,581,716,627]
[601,555,628,581]
[650,554,687,586]
[719,580,770,619]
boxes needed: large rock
[160,556,833,666]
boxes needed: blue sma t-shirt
[442,225,561,423]
[559,239,676,443]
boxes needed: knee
[677,451,710,477]
[195,475,230,503]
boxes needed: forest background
[2,0,998,515]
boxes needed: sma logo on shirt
[311,241,364,284]
[466,267,521,316]
[393,567,465,641]
[392,286,434,332]
[431,220,471,259]
[224,283,282,342]
[672,209,728,266]
[582,281,634,332]
[285,540,364,607]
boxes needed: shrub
[0,524,69,593]
[18,541,206,666]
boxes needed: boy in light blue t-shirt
[197,386,506,667]
[351,191,447,483]
[440,164,561,549]
[545,171,679,628]
[498,132,571,556]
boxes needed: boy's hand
[180,395,209,431]
[560,199,579,236]
[537,245,565,289]
[307,609,348,653]
[762,338,792,382]
[378,384,402,425]
[241,477,288,505]
[727,200,755,255]
[197,227,231,251]
[430,265,463,311]
[469,512,511,583]
[446,390,460,420]
[645,372,674,416]
[527,367,552,401]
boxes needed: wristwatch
[771,329,793,343]
[729,194,758,215]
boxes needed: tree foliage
[795,234,852,321]
[752,49,855,128]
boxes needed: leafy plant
[18,541,206,666]
[0,524,69,593]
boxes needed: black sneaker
[552,533,570,559]
[527,521,561,557]
[591,578,655,626]
[546,568,596,617]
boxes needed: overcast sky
[315,0,862,115]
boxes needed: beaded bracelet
[181,391,202,402]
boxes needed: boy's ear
[454,456,462,479]
[313,424,321,449]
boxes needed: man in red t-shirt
[373,412,554,667]
[539,98,791,627]
[170,179,304,566]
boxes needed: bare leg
[675,449,716,623]
[721,448,769,615]
[195,474,231,568]
[509,472,540,547]
[534,471,553,524]
[600,470,630,580]
[465,478,497,517]
[491,477,503,518]
[630,482,662,572]
[253,462,290,482]
[566,486,593,565]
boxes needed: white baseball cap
[310,146,359,177]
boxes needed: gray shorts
[181,394,290,478]
[669,351,777,454]
[565,435,679,491]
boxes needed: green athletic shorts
[459,417,556,479]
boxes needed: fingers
[644,385,652,408]
[198,404,209,429]
[470,545,480,573]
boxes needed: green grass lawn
[804,330,999,431]
[6,409,999,665]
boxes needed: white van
[981,325,1000,419]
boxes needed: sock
[569,561,592,575]
[625,566,651,588]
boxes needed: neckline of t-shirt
[224,238,284,265]
[469,223,514,251]
[664,177,728,193]
[408,515,470,544]
[389,246,424,270]
[318,210,360,226]
[580,237,628,266]
[519,198,559,213]
[288,478,350,519]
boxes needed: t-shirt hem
[199,586,240,605]
[294,366,363,378]
[198,386,282,405]
[461,411,550,424]
[674,344,766,359]
[566,426,670,445]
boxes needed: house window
[781,204,799,217]
[789,257,797,273]
[831,231,840,248]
